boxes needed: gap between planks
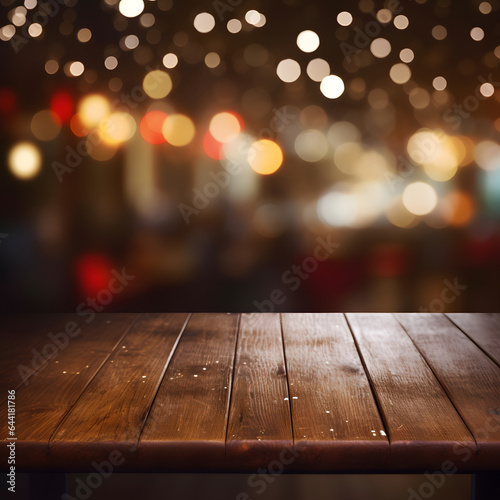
[134,313,193,451]
[343,313,391,445]
[46,314,143,448]
[393,313,479,452]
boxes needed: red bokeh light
[140,111,168,144]
[75,254,114,297]
[50,90,74,123]
[0,88,16,115]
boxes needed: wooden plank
[446,314,500,368]
[138,313,240,471]
[0,314,82,397]
[0,314,139,470]
[280,313,389,471]
[395,313,500,469]
[226,313,293,467]
[346,313,475,471]
[47,313,189,470]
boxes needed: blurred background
[1,0,500,313]
[13,473,471,500]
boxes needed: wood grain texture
[346,313,475,471]
[395,313,500,469]
[2,313,500,473]
[0,314,83,399]
[138,313,240,471]
[0,314,139,469]
[47,313,188,470]
[226,313,293,466]
[446,313,500,368]
[281,313,389,471]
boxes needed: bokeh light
[474,141,500,171]
[162,114,195,146]
[370,38,391,58]
[402,182,438,216]
[320,75,345,99]
[101,112,137,144]
[295,130,329,162]
[30,110,61,141]
[162,53,178,69]
[139,110,167,144]
[8,142,42,180]
[389,63,411,84]
[277,59,301,83]
[143,70,172,99]
[209,112,242,143]
[203,131,223,160]
[78,94,111,128]
[317,191,357,227]
[227,19,242,34]
[50,90,74,123]
[119,0,144,18]
[337,11,353,26]
[248,139,283,175]
[296,30,320,53]
[194,12,215,33]
[306,59,330,82]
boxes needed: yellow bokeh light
[8,142,42,180]
[402,182,438,216]
[162,114,196,146]
[30,110,61,141]
[86,131,118,161]
[143,70,172,99]
[78,94,111,129]
[100,112,137,145]
[407,129,460,182]
[386,198,417,228]
[248,139,283,175]
[209,112,241,143]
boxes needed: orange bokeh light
[203,130,224,160]
[70,113,88,137]
[140,111,168,144]
[443,191,475,227]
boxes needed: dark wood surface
[0,313,499,473]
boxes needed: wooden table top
[1,313,499,473]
